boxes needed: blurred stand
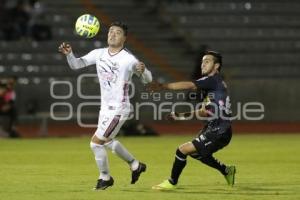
[28,0,52,41]
[0,77,20,138]
[121,120,158,136]
[0,0,30,40]
[133,0,195,15]
[0,0,52,41]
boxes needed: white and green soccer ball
[75,14,100,38]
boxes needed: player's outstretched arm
[147,81,196,92]
[58,42,86,70]
[166,81,197,90]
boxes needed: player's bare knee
[178,145,186,154]
[178,142,195,155]
[177,145,187,155]
[90,141,104,151]
[91,134,106,145]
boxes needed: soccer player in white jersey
[58,21,152,190]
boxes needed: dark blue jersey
[193,74,232,126]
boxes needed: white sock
[105,140,138,170]
[90,142,110,181]
[130,160,139,171]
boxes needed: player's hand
[135,62,145,74]
[58,42,72,55]
[146,81,165,92]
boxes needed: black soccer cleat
[131,162,147,184]
[94,177,114,190]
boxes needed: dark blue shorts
[192,123,232,157]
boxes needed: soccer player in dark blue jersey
[150,51,236,190]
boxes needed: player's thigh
[192,125,232,157]
[205,125,232,145]
[95,112,128,141]
[107,115,128,139]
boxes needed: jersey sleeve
[130,57,152,84]
[129,56,139,73]
[80,49,102,66]
[193,76,216,90]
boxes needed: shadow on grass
[119,183,298,197]
[177,183,298,196]
[119,188,154,193]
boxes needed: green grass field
[0,134,300,200]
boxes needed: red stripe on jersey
[104,115,121,138]
[122,83,129,102]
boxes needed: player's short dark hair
[204,51,223,71]
[110,21,128,36]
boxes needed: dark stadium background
[1,0,300,138]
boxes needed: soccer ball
[75,14,100,38]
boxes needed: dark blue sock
[169,149,187,185]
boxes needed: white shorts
[94,111,129,141]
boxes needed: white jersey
[66,47,152,114]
